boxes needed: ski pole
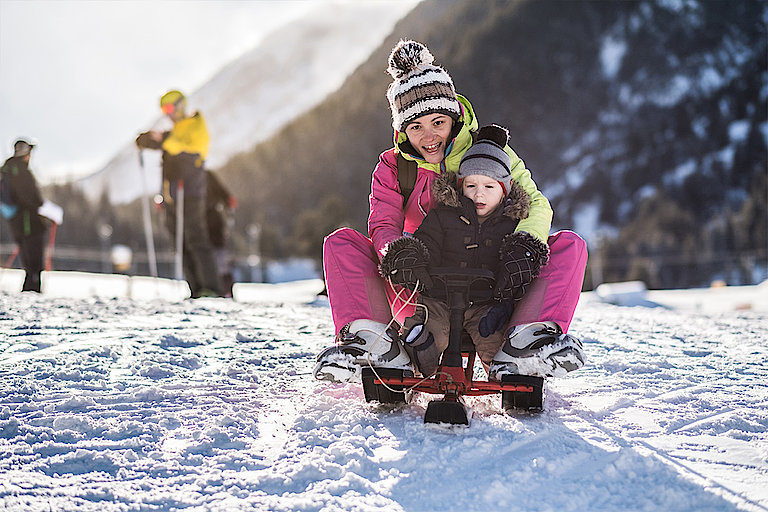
[3,245,18,268]
[175,180,184,281]
[138,150,158,277]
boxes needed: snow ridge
[77,2,416,205]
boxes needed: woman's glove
[493,231,550,301]
[379,236,433,292]
[478,300,515,337]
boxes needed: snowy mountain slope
[77,2,417,204]
[1,281,766,511]
[221,0,765,290]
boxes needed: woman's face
[462,174,505,220]
[404,113,454,164]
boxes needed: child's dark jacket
[413,173,531,275]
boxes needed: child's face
[461,174,505,220]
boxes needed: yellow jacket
[162,112,209,162]
[160,112,210,201]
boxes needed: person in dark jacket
[136,90,222,298]
[205,171,236,296]
[380,126,585,378]
[1,138,47,292]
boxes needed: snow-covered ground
[1,276,767,511]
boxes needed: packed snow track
[1,280,766,511]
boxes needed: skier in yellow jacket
[136,90,222,297]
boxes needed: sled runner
[362,268,544,425]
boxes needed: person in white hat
[1,138,46,292]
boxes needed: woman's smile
[422,141,443,156]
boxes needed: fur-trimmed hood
[429,172,531,222]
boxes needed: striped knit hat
[386,40,461,132]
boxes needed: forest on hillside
[5,0,765,290]
[216,0,767,289]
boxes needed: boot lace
[335,324,358,346]
[528,325,563,351]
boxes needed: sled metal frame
[371,372,535,396]
[368,268,543,425]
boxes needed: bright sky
[0,0,341,182]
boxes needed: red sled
[361,268,544,425]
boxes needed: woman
[314,40,587,383]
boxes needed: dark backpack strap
[396,152,418,207]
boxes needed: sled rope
[363,279,439,394]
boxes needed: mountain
[216,0,767,289]
[76,1,419,205]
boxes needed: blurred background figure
[206,170,236,297]
[136,90,223,298]
[1,138,47,292]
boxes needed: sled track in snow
[1,288,767,511]
[562,411,768,512]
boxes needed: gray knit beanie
[386,40,461,132]
[458,125,512,194]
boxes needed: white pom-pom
[387,40,435,79]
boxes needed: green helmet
[160,90,186,117]
[160,90,185,108]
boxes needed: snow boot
[313,319,414,383]
[488,321,585,379]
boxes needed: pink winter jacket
[369,148,435,257]
[368,95,553,261]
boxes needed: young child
[380,125,564,378]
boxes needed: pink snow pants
[323,228,588,335]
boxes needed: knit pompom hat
[386,40,461,132]
[458,125,512,194]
